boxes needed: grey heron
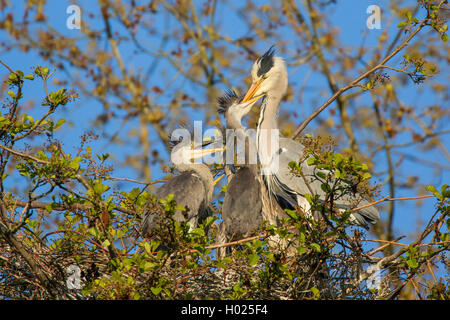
[217,90,262,245]
[240,47,380,229]
[216,90,293,258]
[141,134,223,240]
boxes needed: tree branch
[291,17,430,139]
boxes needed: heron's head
[241,46,288,103]
[217,89,260,128]
[169,133,224,166]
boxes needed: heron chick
[141,134,223,241]
[216,90,293,258]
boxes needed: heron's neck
[256,95,281,174]
[257,96,280,131]
[226,113,244,131]
[176,163,214,201]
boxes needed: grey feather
[222,166,263,239]
[268,137,380,228]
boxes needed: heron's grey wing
[144,171,206,230]
[222,167,263,239]
[278,138,380,228]
[333,197,380,229]
[276,138,321,198]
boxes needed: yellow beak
[241,78,265,103]
[213,174,224,185]
[190,147,225,161]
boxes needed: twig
[0,57,15,74]
[107,176,166,185]
[0,143,49,164]
[350,194,435,212]
[291,17,429,139]
[350,196,389,212]
[203,193,438,251]
[366,236,406,256]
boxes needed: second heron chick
[216,90,292,258]
[141,132,223,245]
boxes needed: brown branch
[106,176,167,185]
[366,236,406,256]
[0,143,49,164]
[0,204,60,298]
[203,194,437,252]
[11,199,136,216]
[305,0,359,151]
[0,57,15,74]
[350,194,435,213]
[358,205,448,293]
[291,17,429,139]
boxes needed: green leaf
[320,183,330,193]
[221,257,232,264]
[150,287,162,295]
[310,243,321,252]
[406,11,412,21]
[190,227,205,237]
[70,156,82,171]
[311,286,321,299]
[304,193,312,204]
[7,90,16,99]
[285,209,298,220]
[22,114,34,126]
[54,118,66,130]
[298,232,306,243]
[316,171,327,180]
[93,181,110,195]
[362,172,372,180]
[334,168,341,179]
[441,33,449,43]
[8,73,18,82]
[426,185,442,200]
[248,254,259,266]
[297,246,306,254]
[397,21,408,27]
[440,184,449,199]
[306,157,316,166]
[407,258,418,269]
[288,161,297,170]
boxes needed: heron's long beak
[241,78,265,103]
[190,147,225,160]
[213,174,224,185]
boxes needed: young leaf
[248,254,259,266]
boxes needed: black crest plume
[167,123,192,151]
[217,89,240,114]
[168,132,185,151]
[257,46,276,77]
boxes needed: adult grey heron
[240,47,380,229]
[216,90,293,258]
[141,134,223,240]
